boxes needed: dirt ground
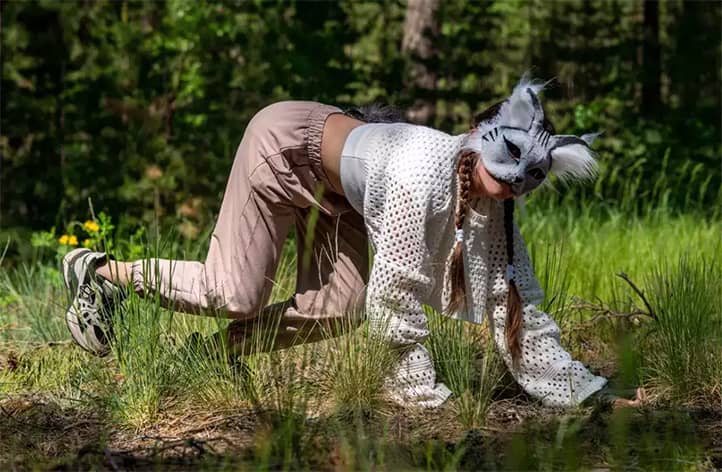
[1,391,719,470]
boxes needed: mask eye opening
[503,136,521,161]
[529,168,546,180]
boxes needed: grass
[1,200,721,468]
[641,255,722,404]
[427,313,504,429]
[320,317,397,418]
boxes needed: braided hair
[504,198,524,365]
[446,149,477,315]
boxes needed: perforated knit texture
[361,124,606,409]
[385,344,453,408]
[482,206,607,407]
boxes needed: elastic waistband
[305,103,342,190]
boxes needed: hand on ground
[612,387,648,409]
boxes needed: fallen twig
[569,296,651,329]
[616,272,658,321]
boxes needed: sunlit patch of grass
[427,312,504,428]
[0,263,68,343]
[0,343,110,402]
[639,254,722,405]
[523,212,720,305]
[524,210,721,384]
[318,316,396,419]
[109,290,177,428]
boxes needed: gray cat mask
[465,79,599,196]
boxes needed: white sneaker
[62,248,125,356]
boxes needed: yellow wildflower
[58,234,78,246]
[82,239,93,248]
[83,220,100,233]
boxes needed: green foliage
[0,262,67,342]
[28,212,115,264]
[2,0,719,247]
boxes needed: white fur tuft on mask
[550,144,598,182]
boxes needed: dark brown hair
[446,100,556,365]
[503,198,524,365]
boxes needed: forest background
[2,0,720,251]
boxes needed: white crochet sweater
[361,123,607,408]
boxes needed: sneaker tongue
[88,252,110,282]
[87,253,126,302]
[90,252,109,268]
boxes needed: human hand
[612,387,648,409]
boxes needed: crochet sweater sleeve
[365,163,452,408]
[486,219,607,407]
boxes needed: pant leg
[279,207,369,346]
[223,208,369,353]
[130,104,302,318]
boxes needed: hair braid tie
[504,198,524,366]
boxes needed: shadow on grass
[0,396,109,469]
[3,395,717,471]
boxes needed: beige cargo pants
[130,101,369,351]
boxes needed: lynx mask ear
[549,135,598,182]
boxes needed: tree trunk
[641,0,661,115]
[402,0,439,125]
